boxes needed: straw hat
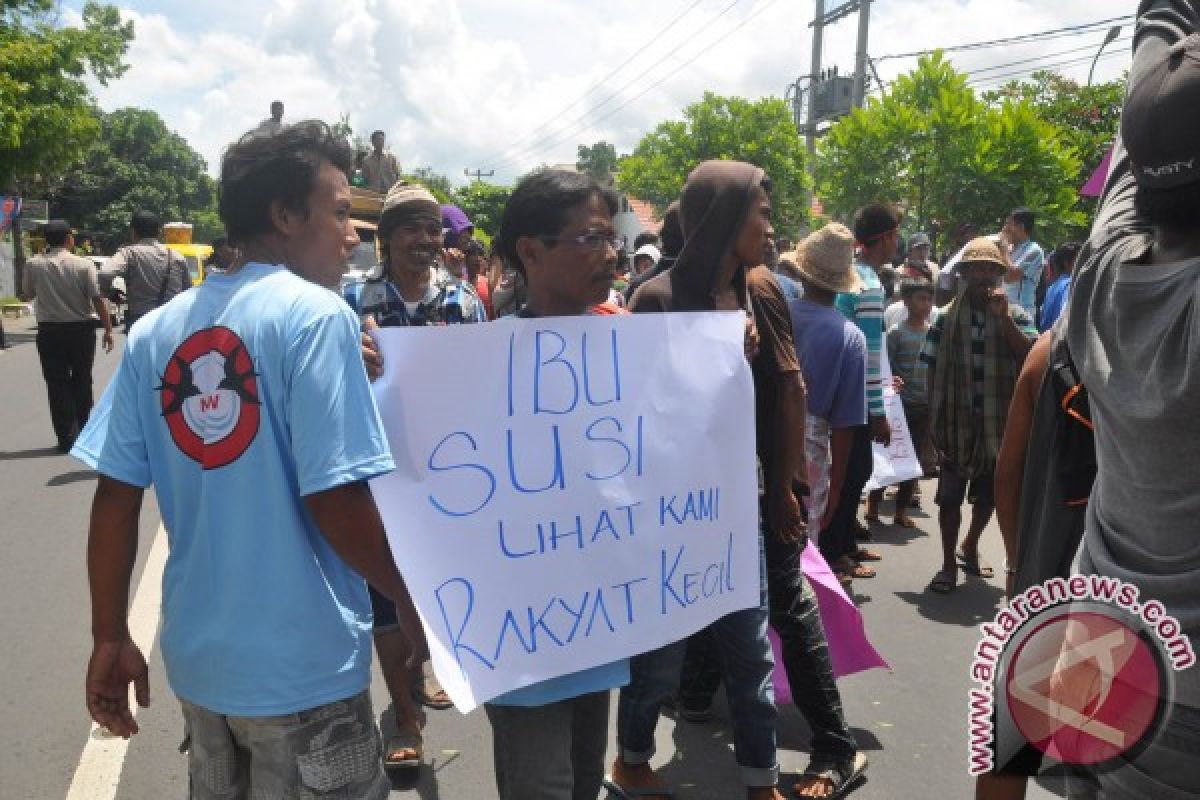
[793,223,861,293]
[958,236,1007,272]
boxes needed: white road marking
[65,524,168,800]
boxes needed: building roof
[626,197,660,232]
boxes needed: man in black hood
[611,161,865,800]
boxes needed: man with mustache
[343,180,486,770]
[922,237,1036,594]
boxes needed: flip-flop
[929,567,958,594]
[794,751,868,799]
[602,777,675,798]
[957,549,995,578]
[853,547,883,562]
[383,731,422,770]
[835,557,876,579]
[893,516,917,529]
[412,662,454,710]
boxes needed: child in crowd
[884,279,935,527]
[786,224,870,583]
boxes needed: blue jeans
[616,531,777,787]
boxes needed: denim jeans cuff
[739,764,780,787]
[619,744,655,766]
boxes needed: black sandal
[793,751,868,799]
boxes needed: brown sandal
[384,731,423,769]
[835,556,876,579]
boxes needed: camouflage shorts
[180,690,389,799]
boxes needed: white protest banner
[864,387,924,491]
[369,312,760,712]
[865,348,924,490]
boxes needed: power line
[471,0,707,165]
[967,47,1128,88]
[486,0,787,174]
[482,0,745,172]
[869,32,1132,95]
[964,35,1131,78]
[875,14,1134,62]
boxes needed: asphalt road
[0,314,1061,799]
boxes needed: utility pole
[806,0,826,159]
[463,168,495,183]
[852,0,871,108]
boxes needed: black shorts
[369,584,399,631]
[935,462,994,508]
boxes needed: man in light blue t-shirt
[74,121,422,799]
[1001,207,1045,318]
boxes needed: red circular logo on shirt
[1005,610,1165,767]
[158,326,260,469]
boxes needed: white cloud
[79,0,1135,184]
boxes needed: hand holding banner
[369,312,761,711]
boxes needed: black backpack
[1012,328,1097,594]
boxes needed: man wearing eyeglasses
[361,169,628,798]
[342,180,486,772]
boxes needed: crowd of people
[11,3,1195,798]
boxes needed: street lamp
[1088,26,1122,86]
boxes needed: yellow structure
[163,223,212,285]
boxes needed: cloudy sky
[64,0,1134,185]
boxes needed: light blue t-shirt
[73,262,395,716]
[1005,239,1045,317]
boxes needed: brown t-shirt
[746,266,802,485]
[629,264,802,484]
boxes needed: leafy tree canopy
[814,53,1085,250]
[984,71,1124,231]
[618,92,811,237]
[0,1,133,189]
[577,141,618,184]
[50,107,217,249]
[402,166,455,204]
[454,180,511,240]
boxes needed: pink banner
[1081,147,1114,198]
[770,544,889,705]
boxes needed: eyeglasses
[540,232,626,251]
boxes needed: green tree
[0,1,133,188]
[814,53,1084,249]
[576,141,618,184]
[2,0,133,284]
[49,107,217,248]
[452,181,511,240]
[402,166,454,203]
[617,92,811,237]
[984,71,1124,228]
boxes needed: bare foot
[793,774,836,798]
[609,759,672,800]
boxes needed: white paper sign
[865,348,924,491]
[369,312,760,712]
[864,387,924,491]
